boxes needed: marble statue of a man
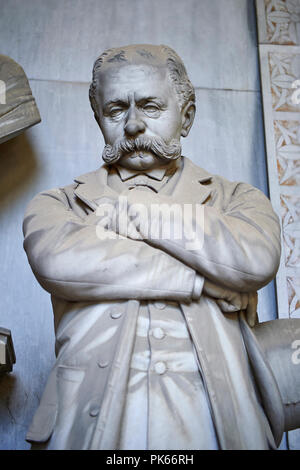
[23,44,300,450]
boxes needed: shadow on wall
[0,373,17,432]
[0,133,38,213]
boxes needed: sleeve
[125,181,281,292]
[22,188,197,302]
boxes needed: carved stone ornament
[265,0,300,45]
[256,0,300,449]
[256,1,300,320]
[0,55,41,144]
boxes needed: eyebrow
[104,99,128,109]
[136,97,165,106]
[104,97,165,109]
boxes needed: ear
[181,101,195,137]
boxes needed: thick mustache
[102,136,182,164]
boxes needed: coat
[23,156,300,450]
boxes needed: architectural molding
[256,0,300,320]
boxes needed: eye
[141,104,161,117]
[144,105,158,112]
[109,108,124,118]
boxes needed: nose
[124,107,146,137]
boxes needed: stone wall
[0,0,278,449]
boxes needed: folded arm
[23,188,198,302]
[120,182,281,293]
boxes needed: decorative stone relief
[275,120,300,185]
[265,0,300,45]
[270,52,300,110]
[256,0,300,449]
[256,0,300,322]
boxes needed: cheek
[100,119,124,144]
[149,114,182,140]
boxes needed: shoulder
[24,182,78,216]
[183,156,274,212]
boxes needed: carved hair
[89,45,195,122]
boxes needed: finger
[228,293,243,311]
[126,221,143,240]
[217,299,240,313]
[240,293,249,311]
[203,280,225,299]
[246,292,258,328]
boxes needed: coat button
[153,301,166,310]
[110,311,122,319]
[89,405,100,417]
[152,327,165,340]
[109,307,123,319]
[154,361,167,375]
[97,360,109,368]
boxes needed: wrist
[192,274,204,300]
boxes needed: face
[96,63,185,170]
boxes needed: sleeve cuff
[191,274,204,300]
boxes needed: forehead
[97,63,174,105]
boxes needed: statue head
[89,44,196,170]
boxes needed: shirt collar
[115,160,180,182]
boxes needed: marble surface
[183,88,268,190]
[256,0,300,450]
[0,0,280,450]
[0,0,260,91]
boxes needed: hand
[203,279,258,327]
[115,188,164,241]
[113,196,143,240]
[94,197,142,240]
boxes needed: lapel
[171,156,213,204]
[74,156,213,210]
[74,164,118,211]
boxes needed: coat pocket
[26,365,86,444]
[26,403,58,443]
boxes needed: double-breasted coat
[23,157,300,449]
